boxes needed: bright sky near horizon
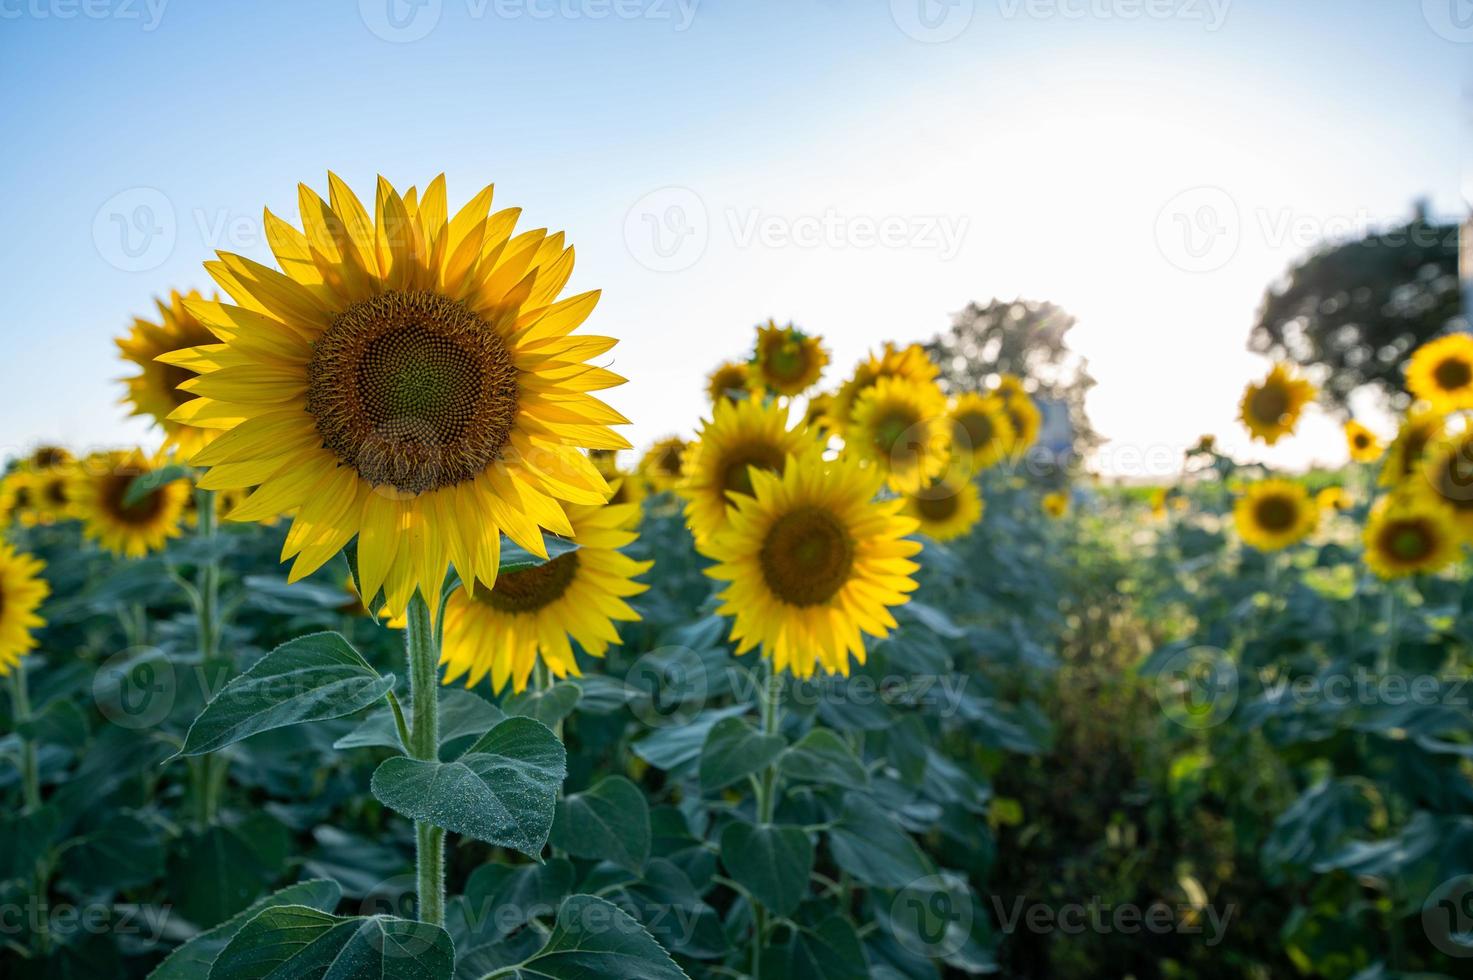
[0,0,1465,478]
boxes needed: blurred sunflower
[640,437,688,493]
[118,290,221,462]
[902,475,983,541]
[173,174,626,617]
[948,392,1015,469]
[440,501,650,693]
[0,472,38,527]
[828,343,940,432]
[700,458,921,678]
[1406,333,1473,413]
[1149,486,1170,519]
[1415,430,1473,536]
[1343,420,1382,463]
[606,475,647,513]
[1233,479,1318,551]
[587,449,620,479]
[994,373,1027,401]
[1363,495,1460,579]
[1316,486,1350,514]
[1380,409,1444,487]
[847,377,951,493]
[679,396,821,543]
[1041,491,1070,519]
[25,447,71,470]
[1239,364,1314,445]
[801,393,833,435]
[182,485,249,528]
[26,465,73,526]
[707,360,755,405]
[0,544,49,677]
[751,321,827,397]
[69,450,191,558]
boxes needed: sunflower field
[2,174,1472,980]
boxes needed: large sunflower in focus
[640,437,688,493]
[1406,334,1473,413]
[69,450,191,558]
[679,396,821,543]
[828,343,940,433]
[948,393,1015,470]
[118,290,220,462]
[707,360,754,405]
[902,475,983,542]
[1380,409,1444,488]
[1233,479,1318,552]
[1239,364,1314,445]
[1363,494,1460,579]
[1343,420,1382,463]
[847,377,951,493]
[700,458,922,678]
[173,174,626,616]
[440,501,650,693]
[751,321,827,397]
[0,544,48,677]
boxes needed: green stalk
[751,662,783,979]
[405,591,445,927]
[194,487,225,827]
[9,666,39,811]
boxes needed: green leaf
[149,879,341,980]
[335,688,504,755]
[166,825,275,928]
[123,463,193,508]
[699,716,786,792]
[779,729,868,790]
[631,705,748,772]
[551,776,650,874]
[370,717,565,856]
[758,915,868,980]
[480,894,690,980]
[500,535,578,573]
[206,905,454,980]
[177,632,394,757]
[61,812,163,892]
[503,682,581,730]
[827,793,934,888]
[451,859,574,950]
[719,822,812,917]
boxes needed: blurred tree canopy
[1249,205,1462,413]
[924,297,1101,450]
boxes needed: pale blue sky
[1,0,1465,475]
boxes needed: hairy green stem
[9,666,39,811]
[405,591,445,927]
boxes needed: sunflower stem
[193,487,225,827]
[751,662,783,978]
[405,590,445,927]
[9,665,40,812]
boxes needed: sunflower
[171,174,627,617]
[707,360,755,405]
[1002,392,1043,453]
[440,501,650,693]
[1381,409,1444,488]
[0,472,38,527]
[587,449,620,479]
[69,450,191,558]
[1233,479,1318,552]
[1041,491,1070,519]
[606,475,647,514]
[182,485,249,528]
[0,544,48,677]
[751,321,827,397]
[948,393,1015,470]
[994,373,1027,401]
[828,343,940,433]
[640,437,688,493]
[699,458,922,678]
[1414,430,1473,536]
[1363,495,1460,579]
[846,377,951,493]
[1239,364,1315,445]
[1149,486,1170,519]
[25,447,71,470]
[1406,333,1473,413]
[117,290,221,462]
[1316,486,1350,513]
[902,475,983,542]
[1344,420,1382,463]
[679,396,822,543]
[800,393,833,435]
[24,465,73,526]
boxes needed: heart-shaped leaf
[478,894,689,980]
[719,822,812,917]
[207,905,453,980]
[551,776,650,874]
[699,716,786,792]
[149,879,341,980]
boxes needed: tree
[1249,205,1462,413]
[924,297,1101,451]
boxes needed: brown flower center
[759,506,855,607]
[719,443,788,497]
[1434,356,1472,392]
[473,552,579,614]
[916,488,960,522]
[1253,495,1298,533]
[101,473,166,527]
[307,291,518,495]
[956,411,996,453]
[1249,385,1290,425]
[1382,520,1435,562]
